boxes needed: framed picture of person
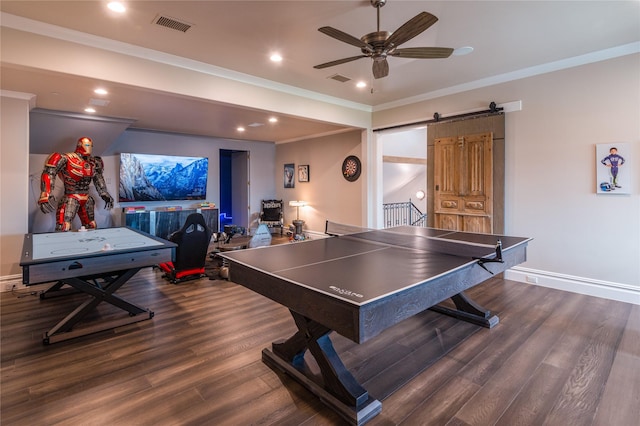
[596,143,630,195]
[284,163,295,188]
[298,165,309,182]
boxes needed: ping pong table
[20,227,175,344]
[220,223,531,425]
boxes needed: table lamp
[289,200,307,236]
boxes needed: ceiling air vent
[328,74,351,83]
[153,14,193,33]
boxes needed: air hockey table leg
[41,268,154,344]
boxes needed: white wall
[275,130,364,233]
[373,54,640,294]
[1,93,32,277]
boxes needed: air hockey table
[20,227,175,344]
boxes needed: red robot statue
[39,137,114,231]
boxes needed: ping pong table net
[325,220,504,274]
[324,220,373,237]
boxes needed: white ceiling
[1,1,639,148]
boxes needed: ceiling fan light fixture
[453,46,474,56]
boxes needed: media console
[122,207,218,240]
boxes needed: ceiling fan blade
[372,59,389,79]
[318,27,373,52]
[384,12,438,49]
[390,47,454,59]
[314,55,368,69]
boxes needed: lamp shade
[289,200,307,221]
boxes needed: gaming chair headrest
[182,213,208,233]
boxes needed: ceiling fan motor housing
[361,31,391,55]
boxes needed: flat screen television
[119,153,208,202]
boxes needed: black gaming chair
[158,213,213,284]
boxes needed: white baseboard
[506,267,640,305]
[0,274,27,292]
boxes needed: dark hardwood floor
[1,262,638,425]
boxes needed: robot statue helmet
[75,137,93,156]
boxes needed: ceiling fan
[314,0,453,79]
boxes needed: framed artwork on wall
[298,165,309,182]
[284,163,295,188]
[596,143,630,194]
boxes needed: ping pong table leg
[429,291,499,328]
[263,310,381,425]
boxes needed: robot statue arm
[92,156,114,210]
[38,152,64,214]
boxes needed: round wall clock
[342,155,361,182]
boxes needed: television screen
[119,153,208,202]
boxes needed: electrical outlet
[525,275,538,284]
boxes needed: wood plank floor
[1,267,638,425]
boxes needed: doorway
[219,149,250,229]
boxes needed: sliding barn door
[427,114,505,234]
[434,133,493,233]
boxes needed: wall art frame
[284,163,295,188]
[596,143,630,195]
[298,165,310,182]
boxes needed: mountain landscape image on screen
[119,153,208,202]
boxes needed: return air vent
[153,14,193,33]
[328,74,351,83]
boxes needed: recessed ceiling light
[237,126,245,132]
[84,107,96,113]
[268,117,278,123]
[94,88,108,95]
[270,53,283,62]
[356,81,367,88]
[453,46,474,56]
[107,2,126,13]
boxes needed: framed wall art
[596,143,630,195]
[298,165,309,182]
[284,163,295,188]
